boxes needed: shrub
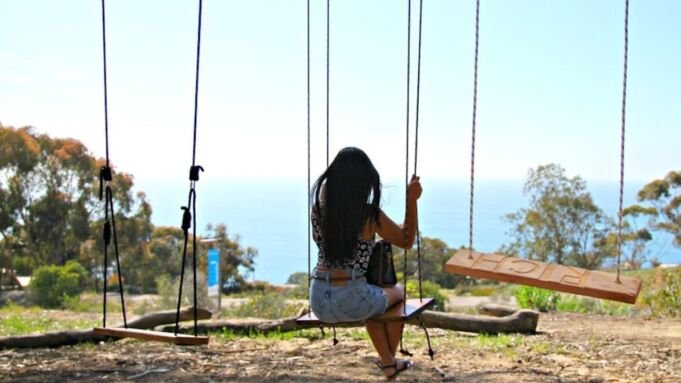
[556,295,631,316]
[405,280,447,311]
[513,286,560,312]
[641,267,681,318]
[28,261,88,308]
[155,272,215,312]
[228,292,304,319]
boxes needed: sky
[1,0,680,185]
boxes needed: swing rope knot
[181,206,192,232]
[99,166,112,200]
[189,165,204,181]
[103,221,111,246]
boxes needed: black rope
[107,188,127,327]
[414,0,423,176]
[418,316,435,360]
[175,0,204,337]
[414,0,424,302]
[101,0,110,167]
[616,0,629,284]
[306,0,312,315]
[175,197,192,335]
[99,0,127,329]
[326,0,331,166]
[401,0,413,318]
[468,0,481,258]
[191,0,203,168]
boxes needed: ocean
[138,178,680,284]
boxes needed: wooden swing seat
[93,327,209,346]
[445,250,641,304]
[296,298,435,326]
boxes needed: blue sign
[207,248,220,296]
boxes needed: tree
[503,164,615,269]
[0,126,99,270]
[286,272,308,286]
[202,223,257,293]
[0,125,153,280]
[393,237,465,289]
[635,170,681,249]
[2,125,258,294]
[615,205,654,269]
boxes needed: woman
[310,147,422,380]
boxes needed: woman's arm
[375,175,422,249]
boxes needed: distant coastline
[138,178,680,284]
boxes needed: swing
[445,0,641,304]
[296,0,434,327]
[92,0,208,345]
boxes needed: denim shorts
[310,268,389,323]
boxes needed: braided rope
[468,0,480,257]
[616,0,629,283]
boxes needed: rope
[191,0,203,168]
[107,189,127,327]
[326,0,331,166]
[175,0,204,337]
[402,0,413,315]
[101,0,110,167]
[468,0,481,258]
[616,0,629,283]
[307,0,312,313]
[99,0,127,329]
[414,0,424,301]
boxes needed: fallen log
[410,308,538,334]
[478,303,521,317]
[0,307,211,349]
[166,306,538,335]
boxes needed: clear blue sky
[1,0,679,183]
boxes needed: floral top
[312,208,375,273]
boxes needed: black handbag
[366,240,397,287]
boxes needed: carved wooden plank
[296,298,435,326]
[445,250,641,304]
[93,327,209,346]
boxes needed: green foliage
[1,125,257,294]
[476,333,525,352]
[154,273,216,312]
[405,279,447,311]
[634,170,681,250]
[513,286,560,312]
[287,272,308,285]
[0,301,99,336]
[202,224,258,294]
[468,286,497,297]
[504,164,614,269]
[283,272,310,299]
[0,126,105,271]
[28,261,88,308]
[556,295,631,316]
[226,293,304,319]
[394,237,466,289]
[640,267,681,318]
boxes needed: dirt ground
[1,312,680,383]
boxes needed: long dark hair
[312,147,381,263]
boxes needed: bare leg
[385,321,404,356]
[382,284,406,357]
[364,284,409,377]
[365,320,393,365]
